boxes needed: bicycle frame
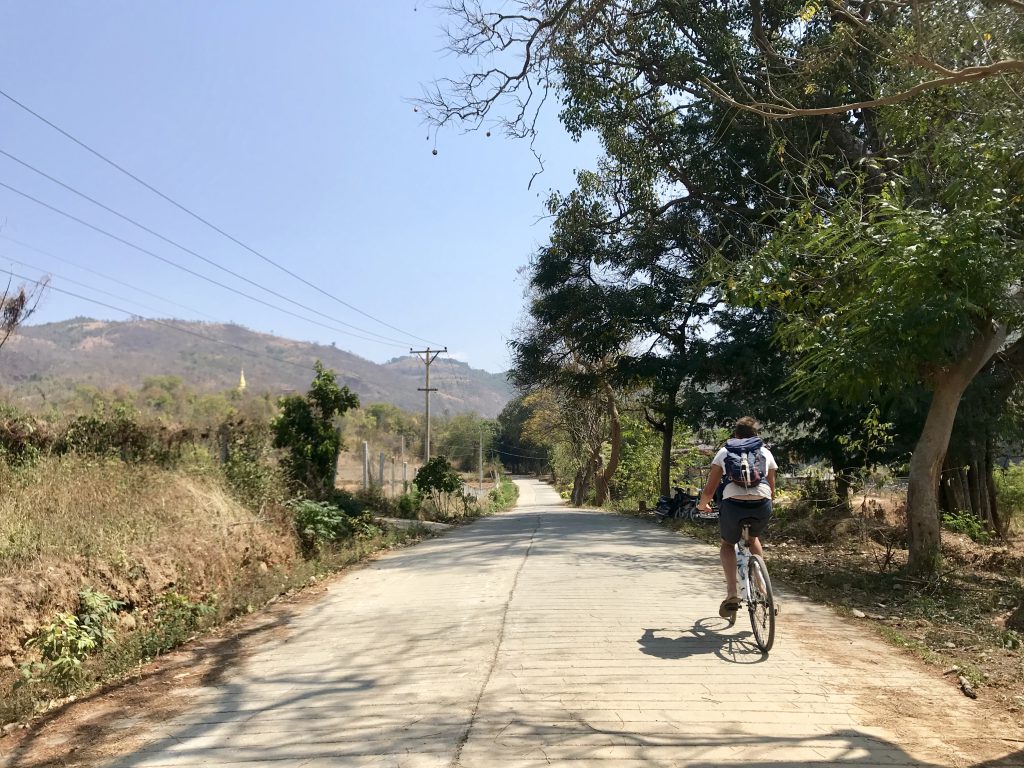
[735,528,753,606]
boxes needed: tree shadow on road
[638,618,768,664]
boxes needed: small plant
[942,508,992,544]
[77,588,124,648]
[289,499,378,554]
[291,500,353,553]
[18,588,123,693]
[140,592,216,657]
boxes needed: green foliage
[56,403,192,465]
[995,462,1024,529]
[139,592,216,657]
[487,476,519,511]
[414,456,464,496]
[434,413,496,471]
[331,488,366,517]
[220,419,283,511]
[414,456,466,517]
[608,413,663,504]
[0,405,47,466]
[18,588,123,693]
[272,361,359,499]
[290,499,378,554]
[942,509,993,545]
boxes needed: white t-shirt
[712,445,778,500]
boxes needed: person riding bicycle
[696,416,777,620]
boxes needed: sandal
[719,597,742,618]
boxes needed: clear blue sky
[0,2,596,373]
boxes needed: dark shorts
[719,497,772,544]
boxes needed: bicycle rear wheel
[747,554,775,652]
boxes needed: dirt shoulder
[1,562,350,768]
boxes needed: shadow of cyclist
[638,617,768,664]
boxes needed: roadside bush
[138,592,216,657]
[995,462,1024,532]
[0,406,51,466]
[942,508,993,544]
[57,405,194,465]
[17,588,123,694]
[220,419,284,511]
[414,457,465,517]
[290,499,379,554]
[397,491,421,517]
[273,362,359,499]
[488,476,519,510]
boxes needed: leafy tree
[414,456,466,516]
[425,1,1022,127]
[752,90,1024,571]
[434,412,496,471]
[272,361,359,499]
[494,395,550,474]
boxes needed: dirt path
[1,479,1021,767]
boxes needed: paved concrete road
[101,479,1019,767]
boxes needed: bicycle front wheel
[747,554,776,652]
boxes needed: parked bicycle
[654,487,719,523]
[723,521,777,652]
[653,486,695,522]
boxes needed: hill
[0,318,512,417]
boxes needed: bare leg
[720,539,738,598]
[749,537,763,557]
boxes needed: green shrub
[138,592,216,657]
[291,500,353,552]
[272,362,359,499]
[397,491,421,517]
[220,420,283,511]
[18,588,123,693]
[995,462,1024,532]
[290,499,380,554]
[414,457,465,517]
[488,477,519,510]
[942,508,992,544]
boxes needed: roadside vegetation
[0,364,517,727]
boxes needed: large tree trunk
[594,385,622,507]
[906,321,1006,574]
[659,419,674,498]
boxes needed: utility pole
[411,346,446,463]
[479,427,484,490]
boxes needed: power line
[0,179,407,348]
[7,268,313,372]
[1,254,180,318]
[492,447,551,460]
[0,147,408,346]
[0,234,218,320]
[0,86,440,346]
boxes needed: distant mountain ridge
[0,318,513,417]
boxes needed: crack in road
[449,513,542,768]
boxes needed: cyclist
[696,416,777,620]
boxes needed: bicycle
[723,520,777,653]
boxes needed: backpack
[722,437,767,488]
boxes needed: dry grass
[0,457,266,574]
[0,457,298,658]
